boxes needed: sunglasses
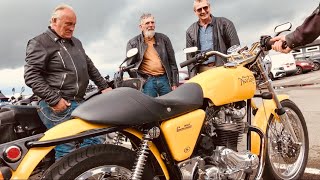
[196,6,209,13]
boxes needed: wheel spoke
[266,101,308,179]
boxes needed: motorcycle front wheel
[263,99,309,180]
[41,144,156,180]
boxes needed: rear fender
[251,94,289,155]
[11,118,169,180]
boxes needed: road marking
[305,167,320,175]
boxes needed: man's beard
[144,30,155,38]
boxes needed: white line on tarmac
[305,167,320,175]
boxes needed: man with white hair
[126,13,178,97]
[24,4,111,159]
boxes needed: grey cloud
[0,0,317,70]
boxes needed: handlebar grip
[264,36,288,51]
[180,56,198,68]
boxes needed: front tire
[41,144,156,180]
[263,99,309,180]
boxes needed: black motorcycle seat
[71,83,203,126]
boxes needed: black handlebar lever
[260,35,288,51]
[180,51,208,68]
[260,35,272,51]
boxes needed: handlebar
[121,64,135,72]
[261,36,288,51]
[180,56,198,68]
[180,51,231,68]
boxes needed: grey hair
[193,0,211,11]
[139,13,154,25]
[50,4,74,23]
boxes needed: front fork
[256,55,300,144]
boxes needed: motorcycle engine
[180,101,260,179]
[201,101,247,152]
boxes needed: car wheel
[268,72,274,80]
[313,63,320,71]
[295,66,303,75]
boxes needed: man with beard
[126,13,178,97]
[186,0,240,77]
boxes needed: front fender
[251,94,289,155]
[11,119,169,180]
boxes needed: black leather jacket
[286,3,320,48]
[24,28,108,106]
[186,15,240,77]
[126,33,178,87]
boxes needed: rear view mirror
[274,22,292,34]
[126,48,138,58]
[183,47,198,54]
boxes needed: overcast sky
[0,0,318,96]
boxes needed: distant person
[24,4,111,159]
[271,3,320,53]
[186,0,240,77]
[126,13,178,97]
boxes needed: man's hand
[270,35,292,53]
[101,87,112,93]
[51,98,71,112]
[172,85,177,90]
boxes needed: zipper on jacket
[59,73,67,91]
[59,42,79,99]
[57,51,66,68]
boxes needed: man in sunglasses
[186,0,240,77]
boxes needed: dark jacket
[286,3,320,48]
[126,33,178,87]
[186,15,240,77]
[24,28,108,106]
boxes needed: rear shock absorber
[131,127,160,180]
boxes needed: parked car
[268,53,297,76]
[295,58,314,75]
[263,57,286,80]
[309,55,320,71]
[178,70,189,86]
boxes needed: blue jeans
[38,100,104,159]
[143,74,171,97]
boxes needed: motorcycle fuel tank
[188,66,256,106]
[160,109,205,161]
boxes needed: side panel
[11,119,169,180]
[251,95,289,155]
[187,66,256,106]
[160,109,205,161]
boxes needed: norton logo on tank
[238,75,255,86]
[177,123,192,132]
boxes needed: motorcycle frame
[8,119,171,179]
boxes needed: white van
[263,56,286,80]
[268,53,297,76]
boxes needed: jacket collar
[46,26,74,45]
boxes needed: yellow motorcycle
[0,22,308,180]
